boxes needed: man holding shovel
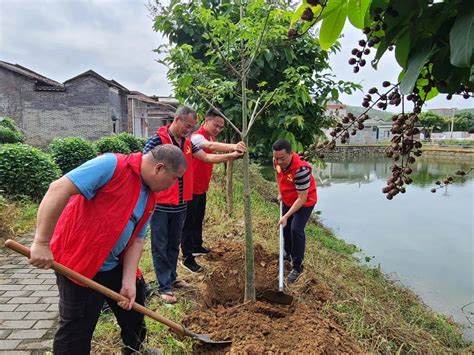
[28,145,187,354]
[272,139,317,284]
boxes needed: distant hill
[454,108,474,115]
[345,105,395,121]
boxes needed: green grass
[0,195,38,240]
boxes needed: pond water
[263,157,474,340]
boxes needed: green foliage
[0,117,24,144]
[95,136,131,155]
[418,112,448,133]
[292,0,473,98]
[152,0,359,152]
[49,137,97,174]
[0,144,61,201]
[453,112,474,132]
[116,132,146,152]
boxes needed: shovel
[260,202,294,305]
[4,239,231,346]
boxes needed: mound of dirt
[184,240,362,353]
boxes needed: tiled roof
[64,70,129,93]
[0,60,65,91]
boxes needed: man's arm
[30,176,81,269]
[119,237,145,310]
[193,149,243,164]
[200,140,246,153]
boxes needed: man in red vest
[273,139,317,284]
[181,108,246,272]
[143,106,242,304]
[28,144,187,354]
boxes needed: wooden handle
[4,239,186,337]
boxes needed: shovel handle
[4,239,187,337]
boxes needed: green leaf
[449,1,474,68]
[395,30,410,68]
[400,40,433,94]
[319,0,348,51]
[347,0,372,29]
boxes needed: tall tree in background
[150,0,358,301]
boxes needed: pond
[263,156,474,340]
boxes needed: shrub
[95,136,131,155]
[49,137,97,174]
[116,132,146,152]
[0,144,61,201]
[0,117,24,144]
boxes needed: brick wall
[0,69,129,146]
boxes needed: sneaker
[192,246,211,256]
[181,258,204,273]
[286,269,302,284]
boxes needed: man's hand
[118,281,136,310]
[231,151,244,160]
[29,241,54,269]
[234,141,247,153]
[277,194,282,202]
[278,215,288,228]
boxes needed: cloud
[0,0,172,96]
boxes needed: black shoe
[286,269,302,284]
[192,246,211,256]
[181,258,204,273]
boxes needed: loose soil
[183,240,363,353]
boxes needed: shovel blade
[189,332,232,345]
[260,289,294,305]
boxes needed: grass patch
[0,195,38,240]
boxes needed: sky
[0,0,472,112]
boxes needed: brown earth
[182,240,363,353]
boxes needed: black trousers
[181,193,207,260]
[282,204,314,272]
[53,266,146,355]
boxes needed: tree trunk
[226,160,234,214]
[241,72,255,302]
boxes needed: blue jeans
[282,204,314,272]
[150,209,187,293]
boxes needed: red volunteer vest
[192,125,215,195]
[50,153,155,282]
[155,125,193,204]
[276,153,317,207]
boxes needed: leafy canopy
[152,0,359,152]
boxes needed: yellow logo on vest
[287,174,293,182]
[185,146,192,155]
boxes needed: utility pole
[450,108,455,139]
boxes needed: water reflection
[314,157,474,341]
[318,157,473,187]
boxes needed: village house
[0,60,176,146]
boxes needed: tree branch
[244,89,277,138]
[204,28,242,78]
[195,90,242,136]
[244,9,271,74]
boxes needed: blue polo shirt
[66,153,150,271]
